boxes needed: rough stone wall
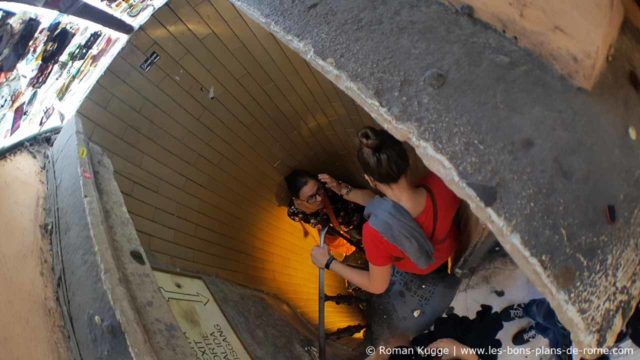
[442,0,624,89]
[47,118,193,359]
[229,0,640,350]
[0,149,70,360]
[81,1,373,330]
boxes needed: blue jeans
[525,299,572,350]
[366,267,460,346]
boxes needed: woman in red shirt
[311,126,460,293]
[310,126,462,349]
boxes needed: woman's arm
[318,173,375,206]
[311,246,392,294]
[343,187,376,207]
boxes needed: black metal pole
[318,226,328,360]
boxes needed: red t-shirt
[362,173,460,274]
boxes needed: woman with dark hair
[284,169,370,265]
[310,126,462,350]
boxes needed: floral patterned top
[287,189,365,239]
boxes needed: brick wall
[79,0,375,330]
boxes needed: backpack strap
[424,185,452,273]
[322,192,343,231]
[423,185,438,241]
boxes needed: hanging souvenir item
[84,0,164,27]
[22,27,47,66]
[39,105,55,128]
[0,16,40,73]
[41,25,73,64]
[127,0,155,18]
[57,52,93,100]
[9,88,24,109]
[26,25,68,88]
[0,11,16,66]
[75,30,101,61]
[10,102,25,135]
[0,72,20,113]
[22,90,38,119]
[91,35,113,64]
[0,19,15,65]
[56,30,104,100]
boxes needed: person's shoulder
[363,222,385,241]
[362,222,394,265]
[419,171,441,185]
[419,171,452,193]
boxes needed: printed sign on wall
[153,271,251,360]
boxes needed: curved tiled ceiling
[79,0,376,331]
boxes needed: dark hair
[284,169,315,198]
[357,126,409,184]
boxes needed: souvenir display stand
[0,0,166,152]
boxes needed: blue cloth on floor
[524,298,572,351]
